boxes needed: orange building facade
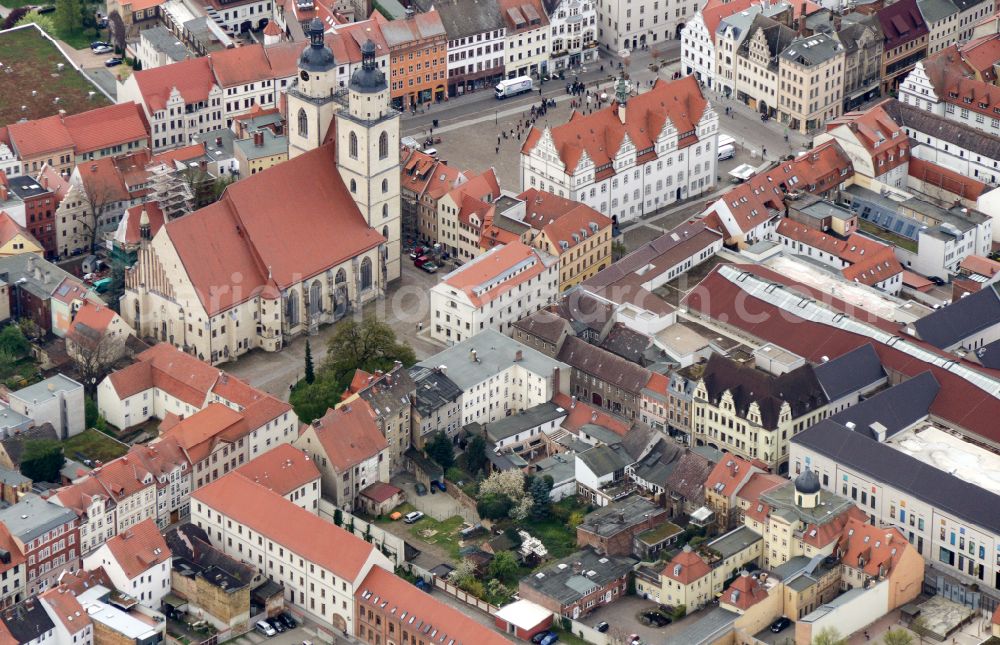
[380,10,448,109]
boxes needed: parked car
[278,612,296,629]
[433,480,446,492]
[420,261,439,274]
[255,621,276,637]
[267,617,286,633]
[540,633,558,645]
[531,632,554,644]
[404,511,424,524]
[90,40,109,49]
[413,255,430,268]
[414,483,427,496]
[104,57,123,67]
[595,622,609,633]
[929,276,947,286]
[92,45,113,54]
[409,246,427,259]
[770,617,792,633]
[414,578,432,593]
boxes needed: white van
[256,620,277,637]
[718,134,736,149]
[718,144,735,161]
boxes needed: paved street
[583,596,715,644]
[223,258,445,397]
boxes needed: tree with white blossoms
[478,469,527,499]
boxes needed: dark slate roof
[739,15,797,70]
[0,423,58,467]
[412,0,503,40]
[882,99,1000,163]
[518,547,636,606]
[512,309,572,346]
[792,418,1000,534]
[827,371,939,440]
[558,336,651,394]
[912,284,1000,349]
[974,338,1000,369]
[479,402,566,442]
[813,343,886,401]
[578,495,663,538]
[875,0,928,49]
[700,354,828,429]
[409,366,463,415]
[630,438,685,485]
[599,324,651,365]
[1,601,55,644]
[357,367,416,418]
[663,450,715,503]
[556,289,615,335]
[165,523,255,591]
[577,443,634,477]
[780,33,844,66]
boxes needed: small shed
[494,599,553,641]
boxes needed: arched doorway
[675,23,684,38]
[239,20,252,33]
[592,393,603,407]
[759,100,768,115]
[331,614,347,633]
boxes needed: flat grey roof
[478,402,566,442]
[12,373,82,404]
[578,495,662,537]
[141,26,190,62]
[708,525,763,559]
[416,329,569,391]
[519,548,635,606]
[0,494,78,542]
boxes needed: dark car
[531,632,556,645]
[433,480,446,492]
[104,57,123,67]
[90,41,109,49]
[414,482,427,496]
[595,621,609,633]
[420,261,439,273]
[278,613,296,629]
[414,578,432,593]
[930,276,947,286]
[267,617,286,633]
[770,617,792,633]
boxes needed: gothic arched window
[360,257,373,291]
[381,178,389,194]
[382,203,388,219]
[378,131,389,159]
[350,179,357,193]
[297,108,308,137]
[349,132,358,159]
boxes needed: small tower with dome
[287,18,339,158]
[794,468,821,509]
[335,37,401,283]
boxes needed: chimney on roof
[799,3,807,35]
[514,349,523,362]
[253,130,264,147]
[215,137,222,147]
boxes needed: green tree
[333,508,343,527]
[54,0,81,36]
[20,439,65,483]
[465,434,488,475]
[288,377,342,424]
[812,627,847,645]
[325,318,416,388]
[476,494,513,520]
[425,432,454,470]
[16,11,56,34]
[488,551,519,584]
[0,326,28,359]
[529,475,552,519]
[304,339,315,384]
[85,396,99,428]
[882,630,914,645]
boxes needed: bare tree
[75,173,120,256]
[108,10,126,52]
[69,326,126,395]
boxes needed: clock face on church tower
[300,70,310,82]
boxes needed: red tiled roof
[161,403,249,464]
[164,144,384,315]
[826,103,908,176]
[193,472,377,581]
[40,585,90,634]
[235,443,319,497]
[131,57,216,113]
[120,202,165,245]
[62,102,150,155]
[960,255,1000,278]
[704,453,755,498]
[553,393,631,436]
[683,263,1000,445]
[702,0,754,34]
[70,300,118,337]
[721,572,769,610]
[522,76,709,174]
[6,114,74,158]
[0,524,24,574]
[662,546,711,584]
[517,188,612,255]
[443,241,551,308]
[0,211,40,249]
[37,164,70,201]
[359,482,402,503]
[357,567,514,645]
[100,518,170,580]
[734,472,784,506]
[776,219,902,286]
[310,399,388,472]
[208,41,301,88]
[908,157,987,201]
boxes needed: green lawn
[409,515,466,560]
[63,428,128,464]
[528,517,579,560]
[0,25,110,124]
[858,219,919,253]
[553,629,590,645]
